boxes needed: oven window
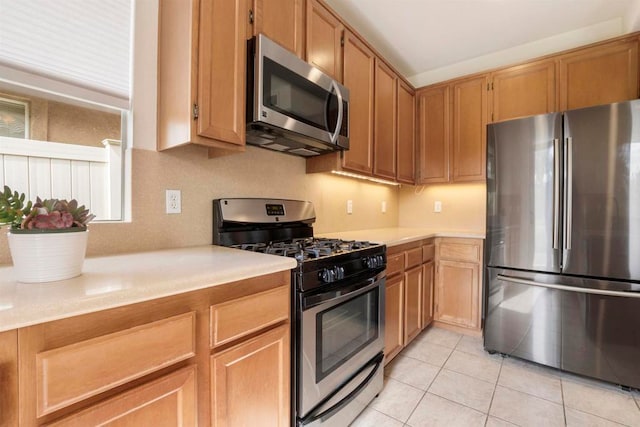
[316,287,379,381]
[263,57,333,131]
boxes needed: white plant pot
[8,229,88,283]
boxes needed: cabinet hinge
[193,104,199,120]
[340,36,344,47]
[491,112,494,121]
[248,9,254,24]
[487,83,490,91]
[491,82,494,90]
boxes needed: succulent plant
[0,185,95,230]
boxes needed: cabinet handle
[248,9,254,24]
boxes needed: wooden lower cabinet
[0,330,18,427]
[47,366,197,427]
[421,260,434,328]
[403,266,422,345]
[211,325,289,427]
[434,238,483,331]
[12,270,291,426]
[384,275,404,363]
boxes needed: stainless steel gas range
[213,198,385,427]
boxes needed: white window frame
[0,96,30,139]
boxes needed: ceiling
[324,0,640,87]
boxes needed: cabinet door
[451,75,488,182]
[211,325,289,427]
[417,85,450,184]
[404,266,422,346]
[384,275,404,365]
[374,59,398,180]
[490,60,556,122]
[48,366,197,427]
[397,80,416,184]
[0,330,17,427]
[306,0,343,81]
[559,39,639,111]
[198,0,247,146]
[435,260,480,329]
[421,260,434,329]
[342,30,374,174]
[253,0,304,57]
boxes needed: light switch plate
[347,200,353,214]
[434,201,442,213]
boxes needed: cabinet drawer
[405,248,423,269]
[36,312,196,417]
[210,285,289,348]
[386,253,405,277]
[46,366,197,427]
[422,243,435,263]
[439,240,481,262]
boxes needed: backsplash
[0,145,399,265]
[398,182,486,233]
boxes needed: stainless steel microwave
[246,34,349,157]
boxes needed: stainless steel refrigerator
[485,99,640,389]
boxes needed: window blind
[0,0,132,109]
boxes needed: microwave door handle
[329,80,344,143]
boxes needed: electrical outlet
[381,201,387,213]
[166,189,181,214]
[347,200,353,214]
[434,200,442,213]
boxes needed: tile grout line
[484,354,504,426]
[560,377,567,426]
[401,332,465,426]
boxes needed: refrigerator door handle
[553,138,561,249]
[564,137,573,250]
[497,274,640,299]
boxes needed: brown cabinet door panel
[397,80,416,183]
[404,266,423,345]
[559,39,639,111]
[435,260,480,329]
[491,59,556,122]
[384,275,404,364]
[451,75,488,182]
[374,59,398,180]
[417,85,450,183]
[306,0,343,81]
[253,0,304,57]
[198,0,247,146]
[211,324,290,427]
[421,261,434,329]
[342,30,375,174]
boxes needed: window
[0,0,132,221]
[0,97,28,139]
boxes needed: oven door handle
[302,271,385,311]
[300,352,384,425]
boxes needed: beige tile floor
[351,326,640,427]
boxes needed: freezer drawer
[484,268,640,389]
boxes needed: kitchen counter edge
[0,245,297,333]
[318,228,485,247]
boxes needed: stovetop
[231,238,377,262]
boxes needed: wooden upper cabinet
[157,0,247,151]
[342,30,375,174]
[417,84,450,184]
[397,80,416,184]
[490,59,556,122]
[197,0,247,146]
[252,0,304,58]
[558,38,639,111]
[306,0,343,81]
[374,59,398,180]
[451,75,488,182]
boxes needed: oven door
[298,270,385,418]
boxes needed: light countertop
[318,227,485,247]
[0,245,297,333]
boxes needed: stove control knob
[336,266,345,280]
[320,268,335,283]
